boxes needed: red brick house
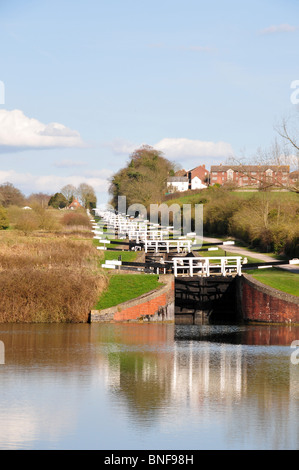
[209,165,290,188]
[188,165,209,190]
[290,170,299,186]
[68,198,83,210]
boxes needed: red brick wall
[240,274,299,324]
[90,275,175,323]
[114,292,168,321]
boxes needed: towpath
[202,236,299,274]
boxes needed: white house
[188,165,209,190]
[190,175,208,190]
[167,176,189,193]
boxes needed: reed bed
[0,230,107,323]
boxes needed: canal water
[0,322,298,450]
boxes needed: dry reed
[0,230,107,323]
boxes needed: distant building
[290,170,299,186]
[187,165,209,190]
[209,165,290,188]
[175,169,188,177]
[167,165,209,192]
[167,176,189,193]
[68,198,83,210]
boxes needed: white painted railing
[145,239,193,253]
[172,256,243,277]
[128,229,170,243]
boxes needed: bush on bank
[0,206,9,230]
[166,188,299,257]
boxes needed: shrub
[7,205,60,232]
[0,206,9,230]
[14,210,40,233]
[203,192,241,235]
[61,211,91,227]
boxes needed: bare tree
[226,137,298,193]
[77,183,97,209]
[60,184,77,204]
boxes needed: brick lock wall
[113,292,168,321]
[240,274,299,324]
[90,275,175,323]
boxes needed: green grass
[93,236,139,257]
[194,246,262,264]
[248,268,299,297]
[95,274,163,310]
[104,250,139,263]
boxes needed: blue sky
[0,0,298,204]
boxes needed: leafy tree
[109,145,175,208]
[48,192,68,209]
[0,205,9,229]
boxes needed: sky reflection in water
[0,323,298,450]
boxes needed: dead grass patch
[0,230,107,322]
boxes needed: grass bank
[248,268,299,297]
[95,274,162,310]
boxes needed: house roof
[210,165,290,172]
[68,198,82,208]
[174,169,187,177]
[168,177,189,182]
[188,165,209,180]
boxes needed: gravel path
[202,237,299,273]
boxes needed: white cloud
[106,137,234,166]
[104,138,138,156]
[259,24,297,35]
[154,138,233,160]
[0,169,112,195]
[0,109,85,151]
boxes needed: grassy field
[95,274,162,310]
[248,268,299,297]
[195,245,263,264]
[103,250,139,263]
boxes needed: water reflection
[175,324,299,346]
[0,323,298,449]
